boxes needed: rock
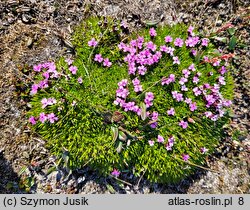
[216,20,222,26]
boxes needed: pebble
[216,20,222,26]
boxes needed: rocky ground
[0,0,249,194]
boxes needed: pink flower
[188,63,195,71]
[200,147,208,154]
[223,100,232,107]
[118,79,128,87]
[94,54,103,63]
[184,98,192,104]
[149,28,157,37]
[213,60,220,66]
[218,76,226,85]
[39,112,47,123]
[42,72,50,79]
[172,91,183,102]
[179,120,188,129]
[165,35,173,43]
[192,76,199,84]
[103,58,112,67]
[78,77,83,84]
[167,108,175,116]
[191,49,197,56]
[189,102,197,112]
[204,111,213,118]
[160,45,167,52]
[187,25,194,36]
[201,38,209,46]
[111,169,120,177]
[150,122,158,129]
[173,56,180,65]
[41,98,48,109]
[88,38,98,47]
[174,38,184,47]
[29,116,36,125]
[38,80,48,89]
[166,47,175,56]
[148,140,155,146]
[138,65,147,75]
[33,64,42,72]
[65,58,73,65]
[182,69,190,78]
[69,66,78,74]
[146,41,157,51]
[30,84,39,95]
[179,77,188,85]
[151,111,158,121]
[203,56,209,62]
[193,87,202,96]
[157,135,164,143]
[219,66,227,75]
[47,113,58,123]
[181,85,188,91]
[182,154,190,161]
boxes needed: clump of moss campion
[28,17,234,183]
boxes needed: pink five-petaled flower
[187,25,194,36]
[29,116,36,125]
[188,63,195,71]
[201,38,209,47]
[167,107,175,116]
[33,64,42,72]
[174,38,184,47]
[39,112,47,123]
[157,135,164,143]
[150,122,158,129]
[189,102,197,112]
[218,76,226,85]
[200,147,208,154]
[173,56,180,65]
[182,154,190,162]
[65,58,73,65]
[78,77,83,84]
[164,35,173,43]
[179,77,188,85]
[192,76,199,84]
[181,85,188,91]
[41,98,48,109]
[179,120,188,129]
[144,92,154,108]
[30,84,39,95]
[111,169,120,177]
[47,113,58,123]
[191,49,197,56]
[193,87,202,96]
[182,69,190,78]
[151,111,158,121]
[219,66,227,75]
[184,98,192,104]
[88,38,98,47]
[103,58,112,67]
[166,47,175,56]
[148,140,155,146]
[172,91,183,102]
[94,54,103,63]
[69,66,78,75]
[149,28,157,37]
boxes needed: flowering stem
[87,27,109,64]
[136,79,161,98]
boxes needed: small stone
[21,14,31,23]
[216,20,222,26]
